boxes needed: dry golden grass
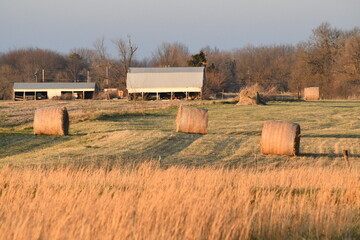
[0,163,359,240]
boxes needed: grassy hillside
[0,99,359,169]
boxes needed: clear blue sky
[1,0,359,59]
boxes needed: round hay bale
[176,106,208,134]
[304,87,320,100]
[34,107,69,136]
[260,120,300,156]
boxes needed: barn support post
[171,92,173,100]
[186,92,188,100]
[23,91,25,100]
[156,92,159,100]
[83,91,85,99]
[142,92,144,100]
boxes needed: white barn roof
[129,67,204,73]
[13,82,95,91]
[127,67,204,93]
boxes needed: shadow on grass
[303,134,360,139]
[0,120,32,128]
[299,153,360,158]
[266,99,304,103]
[50,134,203,170]
[95,112,169,121]
[315,100,360,104]
[227,130,262,136]
[218,100,238,105]
[94,111,175,132]
[0,132,71,159]
[123,133,203,160]
[330,105,360,108]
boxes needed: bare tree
[91,37,115,88]
[333,29,360,97]
[0,48,67,98]
[66,52,87,82]
[205,49,238,91]
[204,66,227,97]
[151,42,189,67]
[292,23,345,98]
[93,37,109,60]
[233,45,295,92]
[112,35,138,76]
[0,65,15,99]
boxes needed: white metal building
[126,67,205,100]
[13,82,96,100]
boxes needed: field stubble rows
[0,100,359,168]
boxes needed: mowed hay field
[0,100,359,168]
[0,99,360,239]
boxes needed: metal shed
[13,82,96,100]
[126,67,205,100]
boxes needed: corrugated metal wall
[127,68,204,93]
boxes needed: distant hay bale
[34,107,69,136]
[260,120,300,156]
[176,106,208,134]
[237,84,266,105]
[304,87,320,100]
[118,90,124,98]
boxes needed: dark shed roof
[13,82,96,90]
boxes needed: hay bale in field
[260,120,300,156]
[304,87,320,100]
[118,90,124,98]
[176,106,208,134]
[237,84,266,105]
[34,107,69,136]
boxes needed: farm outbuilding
[13,82,96,100]
[126,67,205,100]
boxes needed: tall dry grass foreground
[0,163,359,240]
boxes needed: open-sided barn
[13,82,96,100]
[126,67,205,100]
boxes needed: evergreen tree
[187,51,207,67]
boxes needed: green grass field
[0,99,359,169]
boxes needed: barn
[126,67,205,100]
[13,82,96,100]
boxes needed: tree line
[0,23,359,100]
